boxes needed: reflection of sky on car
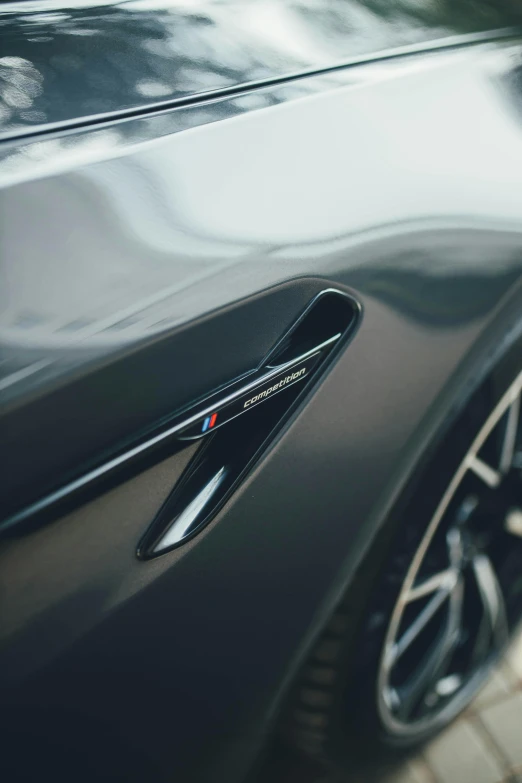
[2,44,522,380]
[0,55,44,125]
[3,0,520,136]
[2,4,522,400]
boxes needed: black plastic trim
[0,288,361,538]
[138,289,360,556]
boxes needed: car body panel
[2,12,522,783]
[1,0,521,139]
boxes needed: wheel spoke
[396,576,464,721]
[406,569,458,603]
[430,574,465,685]
[447,527,464,569]
[500,394,521,473]
[466,454,502,488]
[392,584,453,663]
[471,595,493,667]
[471,553,509,651]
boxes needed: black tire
[285,326,522,775]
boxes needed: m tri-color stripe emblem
[201,412,218,433]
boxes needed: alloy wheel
[378,372,522,736]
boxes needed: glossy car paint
[2,3,522,782]
[2,0,521,139]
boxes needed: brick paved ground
[256,632,522,783]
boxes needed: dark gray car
[1,2,522,781]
